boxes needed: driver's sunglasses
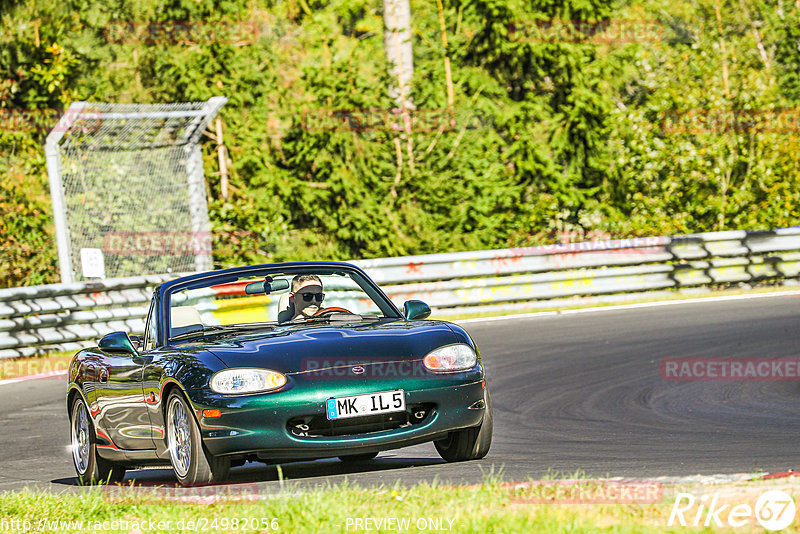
[298,292,325,303]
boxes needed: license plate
[326,390,405,420]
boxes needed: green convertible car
[66,262,492,486]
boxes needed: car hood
[189,320,459,375]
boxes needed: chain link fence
[45,98,226,283]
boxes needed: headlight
[423,344,477,372]
[210,368,287,394]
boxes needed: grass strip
[4,475,788,533]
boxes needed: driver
[289,274,325,320]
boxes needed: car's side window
[143,298,157,352]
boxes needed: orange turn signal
[202,408,221,418]
[423,354,441,370]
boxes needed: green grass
[5,470,800,532]
[0,477,739,533]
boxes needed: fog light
[292,423,310,437]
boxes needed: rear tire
[70,397,127,484]
[434,387,493,462]
[166,391,230,486]
[338,452,379,462]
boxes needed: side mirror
[129,335,143,351]
[99,331,138,355]
[403,300,431,321]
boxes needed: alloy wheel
[168,398,192,478]
[71,401,90,474]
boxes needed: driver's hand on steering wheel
[312,306,354,317]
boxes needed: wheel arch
[159,380,200,445]
[66,386,87,420]
[160,381,184,423]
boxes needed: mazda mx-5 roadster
[66,262,492,486]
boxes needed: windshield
[166,267,399,340]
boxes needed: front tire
[70,397,126,484]
[434,387,493,462]
[166,391,230,486]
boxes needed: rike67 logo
[668,490,796,531]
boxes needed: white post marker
[80,248,106,279]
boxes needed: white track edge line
[0,369,67,387]
[453,289,800,325]
[4,290,800,385]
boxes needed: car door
[93,298,157,451]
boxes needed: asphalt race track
[2,293,800,493]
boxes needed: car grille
[287,403,435,438]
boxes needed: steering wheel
[312,306,353,317]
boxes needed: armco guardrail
[1,228,799,357]
[0,274,182,358]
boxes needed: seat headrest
[171,306,204,328]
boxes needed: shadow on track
[52,456,444,488]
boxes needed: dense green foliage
[1,0,799,287]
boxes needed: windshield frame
[158,262,403,344]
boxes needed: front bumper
[183,371,486,459]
